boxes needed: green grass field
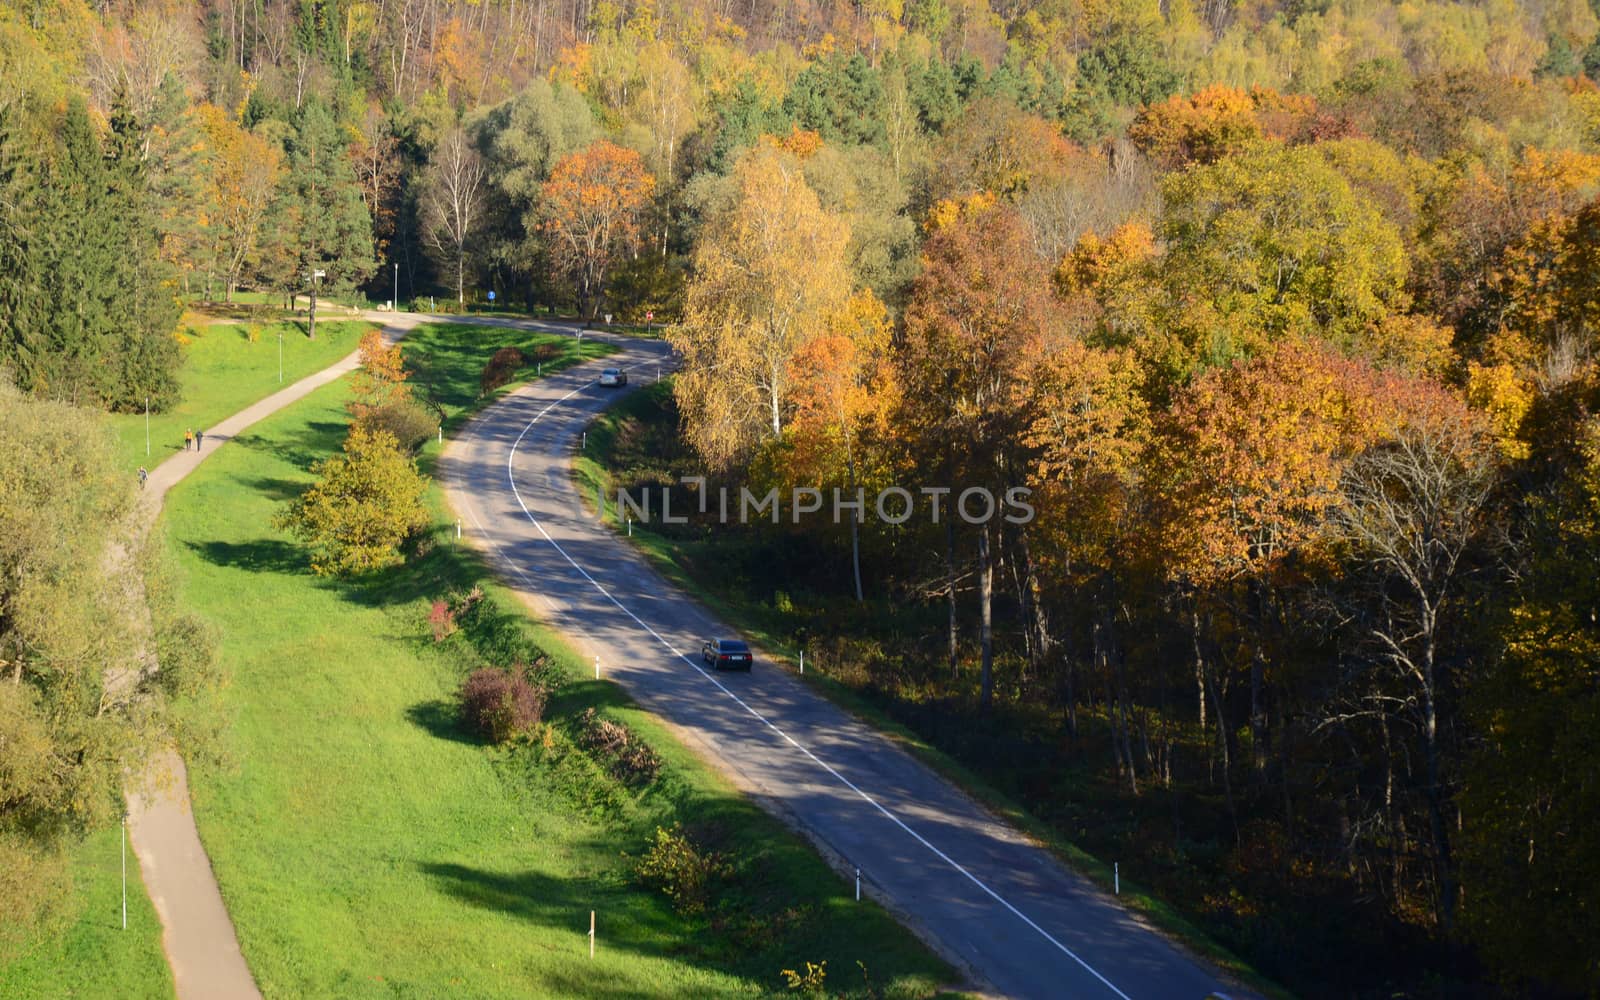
[0,821,174,1000]
[163,326,953,998]
[108,321,373,474]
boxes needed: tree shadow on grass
[231,420,349,472]
[241,476,307,502]
[340,526,483,610]
[405,699,478,746]
[185,538,306,575]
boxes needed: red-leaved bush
[459,666,546,742]
[479,347,526,396]
[428,600,456,642]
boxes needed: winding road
[439,326,1249,1000]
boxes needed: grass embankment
[167,325,953,998]
[575,381,1287,998]
[0,823,174,1000]
[107,320,373,474]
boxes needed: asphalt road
[439,325,1246,1000]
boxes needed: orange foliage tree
[900,197,1067,709]
[786,289,898,602]
[541,140,656,319]
[348,329,411,419]
[1150,339,1395,793]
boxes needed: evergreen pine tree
[0,93,182,410]
[283,99,375,337]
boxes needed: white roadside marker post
[799,649,804,675]
[589,911,595,959]
[1114,863,1120,895]
[594,655,600,680]
[455,519,462,540]
[855,867,860,902]
[121,815,127,930]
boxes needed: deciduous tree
[540,139,655,318]
[787,289,898,602]
[422,125,487,304]
[900,196,1065,710]
[275,426,430,576]
[0,384,215,959]
[1159,143,1410,372]
[196,103,282,302]
[1335,381,1497,929]
[670,143,852,468]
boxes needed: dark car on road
[702,638,752,671]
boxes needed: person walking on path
[183,429,194,452]
[138,466,148,489]
[196,428,205,451]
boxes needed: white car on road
[598,367,628,387]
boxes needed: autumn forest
[3,0,1600,995]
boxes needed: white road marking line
[490,367,1133,1000]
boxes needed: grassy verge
[108,320,373,474]
[0,819,174,1000]
[575,382,1289,1000]
[167,326,954,998]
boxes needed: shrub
[575,707,662,785]
[428,600,456,642]
[352,397,437,452]
[633,823,731,917]
[458,666,546,743]
[479,346,526,396]
[780,961,827,993]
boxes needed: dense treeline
[2,0,1600,993]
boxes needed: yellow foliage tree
[195,103,282,302]
[669,143,852,469]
